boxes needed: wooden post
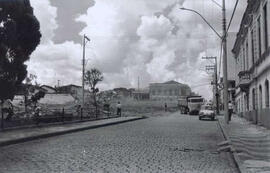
[1,101,3,129]
[80,107,83,120]
[62,108,65,122]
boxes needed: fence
[0,105,119,130]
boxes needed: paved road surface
[0,112,238,173]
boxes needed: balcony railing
[238,70,251,92]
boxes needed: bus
[187,96,204,115]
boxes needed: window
[252,88,256,110]
[246,91,249,111]
[263,3,268,49]
[259,85,262,109]
[246,41,249,69]
[188,98,203,103]
[265,80,269,108]
[257,16,262,58]
[251,30,255,64]
[243,47,246,70]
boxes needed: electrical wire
[191,83,212,88]
[226,0,239,33]
[218,41,223,80]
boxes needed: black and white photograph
[0,0,270,172]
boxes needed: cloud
[30,0,57,44]
[26,0,247,100]
[28,0,82,87]
[50,0,95,43]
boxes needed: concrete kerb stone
[0,115,122,132]
[0,116,147,147]
[216,116,248,173]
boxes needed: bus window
[188,98,203,103]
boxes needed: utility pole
[179,0,229,123]
[138,76,140,91]
[57,80,60,88]
[82,35,90,111]
[203,56,219,114]
[222,0,229,124]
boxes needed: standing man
[164,103,167,112]
[3,99,14,121]
[228,101,234,121]
[77,104,81,117]
[116,101,122,117]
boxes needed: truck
[178,96,204,115]
[187,96,204,115]
[178,96,189,114]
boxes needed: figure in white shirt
[116,101,122,116]
[228,101,234,121]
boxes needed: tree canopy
[0,0,41,101]
[84,68,104,93]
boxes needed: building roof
[150,80,191,87]
[163,80,180,84]
[40,85,56,91]
[58,84,81,89]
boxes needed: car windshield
[202,105,213,110]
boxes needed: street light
[180,0,229,124]
[179,7,222,39]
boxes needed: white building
[232,0,270,128]
[149,81,191,101]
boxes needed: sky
[27,0,247,99]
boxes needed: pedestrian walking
[164,103,167,112]
[77,105,81,117]
[34,106,41,125]
[228,101,234,121]
[2,99,14,121]
[116,101,121,116]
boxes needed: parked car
[199,105,215,121]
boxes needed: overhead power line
[226,0,239,34]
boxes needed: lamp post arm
[180,8,222,39]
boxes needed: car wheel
[211,117,215,121]
[199,117,202,120]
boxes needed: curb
[0,115,122,132]
[0,116,147,147]
[216,117,247,173]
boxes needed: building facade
[113,88,133,98]
[149,81,191,101]
[232,0,270,128]
[132,90,150,100]
[57,84,91,101]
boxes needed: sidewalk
[0,116,146,147]
[218,114,270,173]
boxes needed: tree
[84,68,104,117]
[30,90,45,107]
[24,73,38,112]
[0,0,41,124]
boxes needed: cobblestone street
[0,113,238,173]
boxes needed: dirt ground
[110,98,179,117]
